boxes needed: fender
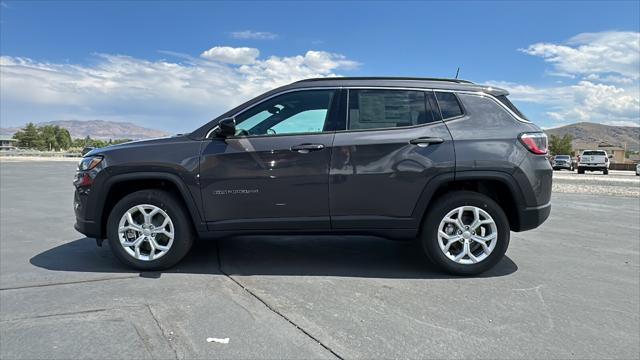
[455,170,527,206]
[94,172,206,236]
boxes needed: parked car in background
[552,155,573,171]
[73,77,552,276]
[577,150,609,175]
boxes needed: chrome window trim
[205,85,530,138]
[343,86,530,123]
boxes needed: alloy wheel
[437,206,498,265]
[117,204,175,261]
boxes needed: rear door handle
[290,143,325,153]
[409,137,444,147]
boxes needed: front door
[330,88,455,229]
[200,89,340,230]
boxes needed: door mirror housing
[215,117,236,138]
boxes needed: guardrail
[0,151,81,158]
[610,163,638,171]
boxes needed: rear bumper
[514,202,551,232]
[578,163,608,169]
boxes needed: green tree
[55,127,72,150]
[548,134,573,155]
[12,122,40,149]
[38,125,59,151]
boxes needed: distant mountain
[545,122,640,152]
[0,120,170,140]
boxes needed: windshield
[555,155,570,159]
[496,95,528,120]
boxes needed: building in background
[0,136,18,151]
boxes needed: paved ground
[1,161,638,359]
[552,169,640,197]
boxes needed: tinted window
[235,90,335,136]
[583,151,607,156]
[435,92,463,119]
[555,155,570,159]
[348,90,431,130]
[496,95,528,120]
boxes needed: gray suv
[74,77,552,276]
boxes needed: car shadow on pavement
[30,236,517,279]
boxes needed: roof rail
[294,77,474,84]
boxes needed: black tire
[603,169,608,175]
[578,168,585,174]
[419,191,510,276]
[106,189,194,270]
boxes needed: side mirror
[215,117,236,138]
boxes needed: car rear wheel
[603,169,608,175]
[420,191,510,276]
[106,189,194,270]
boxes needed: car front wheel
[106,189,194,270]
[420,191,510,276]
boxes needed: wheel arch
[413,171,527,232]
[96,172,205,239]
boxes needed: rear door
[199,89,340,230]
[329,88,455,229]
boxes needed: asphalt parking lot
[1,161,639,359]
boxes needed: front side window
[234,90,335,137]
[435,92,464,119]
[348,90,431,130]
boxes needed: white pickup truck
[577,150,609,175]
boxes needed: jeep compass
[74,77,552,275]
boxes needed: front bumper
[553,163,572,170]
[74,218,101,238]
[74,186,102,238]
[514,202,551,232]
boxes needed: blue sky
[1,1,639,133]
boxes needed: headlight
[78,156,103,171]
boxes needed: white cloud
[0,48,359,132]
[520,31,640,82]
[486,31,640,128]
[231,30,278,40]
[200,46,260,65]
[488,80,640,126]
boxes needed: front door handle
[409,137,444,147]
[290,143,325,153]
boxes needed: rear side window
[348,90,434,130]
[496,95,528,120]
[435,92,463,119]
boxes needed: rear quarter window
[496,95,528,120]
[435,92,463,119]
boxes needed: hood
[85,135,188,157]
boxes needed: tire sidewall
[421,191,510,276]
[106,190,193,270]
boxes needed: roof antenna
[455,67,460,79]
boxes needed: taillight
[519,133,548,155]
